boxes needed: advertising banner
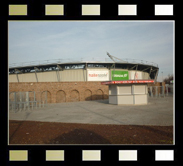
[87,70,109,81]
[111,71,129,80]
[129,71,142,80]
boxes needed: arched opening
[96,89,104,100]
[41,91,51,103]
[56,90,66,103]
[70,90,80,102]
[85,89,92,101]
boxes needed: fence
[9,91,48,113]
[148,85,169,97]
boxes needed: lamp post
[161,72,163,82]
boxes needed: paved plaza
[9,94,173,126]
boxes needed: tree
[163,74,173,84]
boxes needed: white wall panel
[133,85,146,94]
[134,94,148,104]
[109,96,118,104]
[109,85,117,95]
[60,69,86,81]
[9,69,150,82]
[37,71,58,82]
[118,85,132,95]
[117,96,134,105]
[9,74,18,82]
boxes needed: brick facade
[9,82,109,103]
[9,81,165,103]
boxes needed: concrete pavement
[9,95,173,126]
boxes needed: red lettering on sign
[101,80,154,85]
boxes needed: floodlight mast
[107,52,128,81]
[107,52,127,63]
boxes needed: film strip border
[4,1,177,166]
[8,4,174,16]
[8,149,175,161]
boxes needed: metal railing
[9,91,47,113]
[148,85,169,97]
[9,101,45,112]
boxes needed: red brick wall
[9,82,109,103]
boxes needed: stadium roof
[9,60,159,80]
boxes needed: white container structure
[101,80,154,105]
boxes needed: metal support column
[154,69,159,83]
[57,65,62,82]
[16,73,19,82]
[35,70,38,82]
[34,67,40,82]
[150,87,153,97]
[148,67,152,79]
[162,86,165,97]
[155,87,158,97]
[56,70,60,82]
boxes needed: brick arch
[84,89,92,101]
[70,90,80,102]
[41,91,51,103]
[96,89,104,100]
[56,90,66,103]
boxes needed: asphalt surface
[9,94,173,126]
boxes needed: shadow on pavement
[89,99,109,104]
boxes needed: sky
[8,21,174,82]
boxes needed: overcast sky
[8,21,174,81]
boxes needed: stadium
[9,54,159,103]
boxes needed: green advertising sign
[111,71,129,80]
